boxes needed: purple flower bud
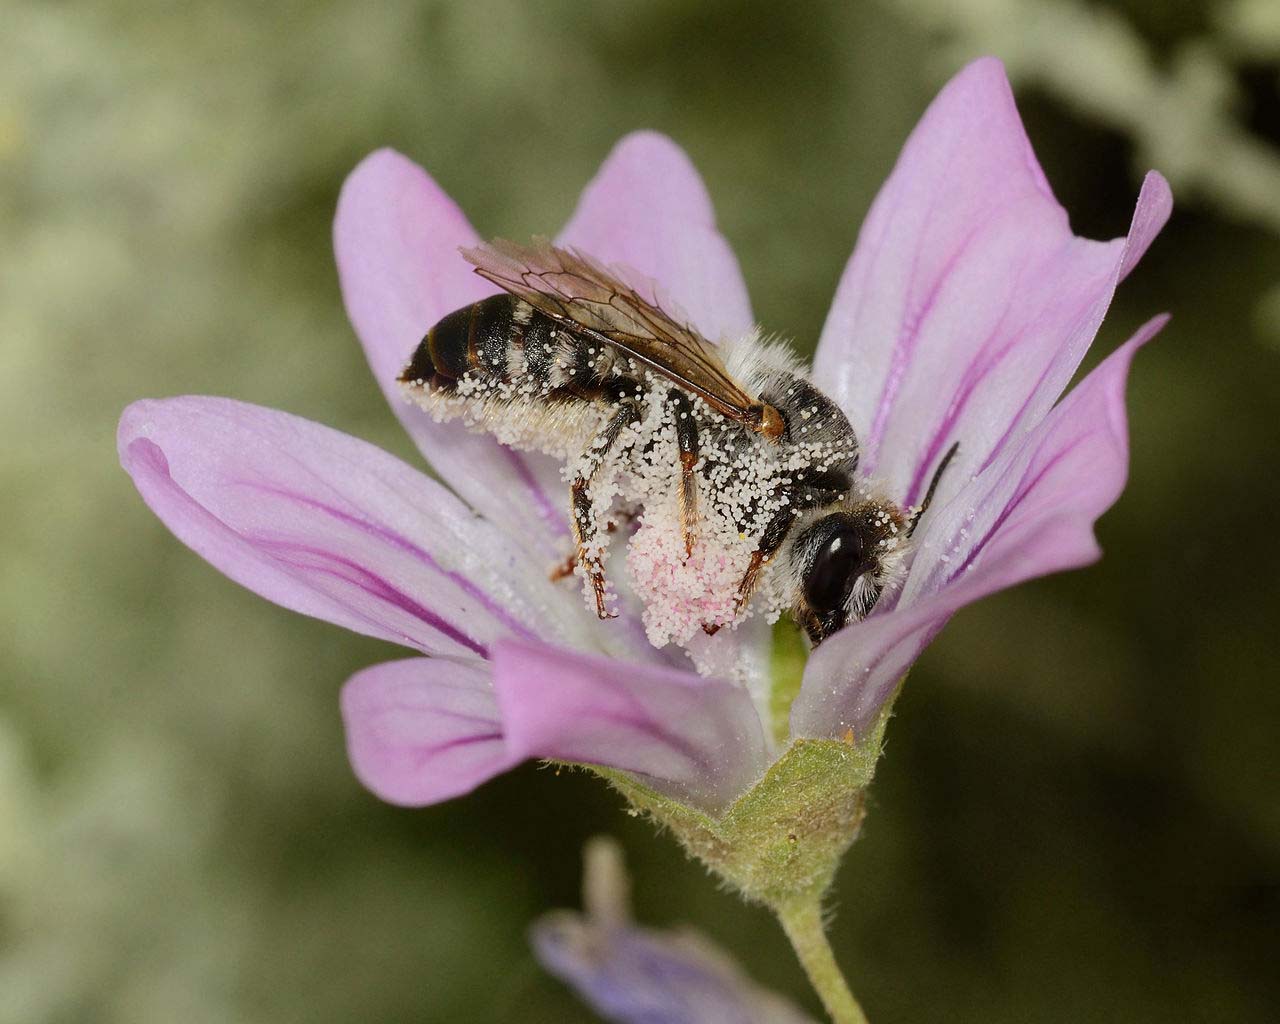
[531,839,815,1024]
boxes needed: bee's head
[791,501,909,646]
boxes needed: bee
[399,239,957,647]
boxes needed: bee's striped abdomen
[396,291,622,412]
[518,308,558,391]
[399,293,534,388]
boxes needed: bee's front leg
[733,485,843,612]
[733,505,797,613]
[569,399,642,619]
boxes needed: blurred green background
[3,1,1278,1021]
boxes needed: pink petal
[341,657,511,805]
[492,638,769,813]
[333,149,569,557]
[118,397,593,658]
[557,131,753,343]
[811,57,1171,515]
[792,316,1167,740]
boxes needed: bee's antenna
[908,441,960,538]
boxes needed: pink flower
[118,59,1170,817]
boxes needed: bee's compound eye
[802,523,866,614]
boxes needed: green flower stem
[775,895,869,1024]
[585,701,901,1023]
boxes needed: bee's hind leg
[569,400,642,619]
[667,389,700,559]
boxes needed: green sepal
[589,709,889,909]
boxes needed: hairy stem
[775,896,869,1024]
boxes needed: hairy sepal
[588,715,888,909]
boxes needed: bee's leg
[549,552,577,582]
[667,389,700,559]
[570,400,642,619]
[733,486,842,611]
[733,506,797,613]
[570,482,611,618]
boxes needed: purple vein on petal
[254,538,488,656]
[493,638,768,809]
[377,703,498,731]
[520,650,720,776]
[589,700,715,779]
[230,479,540,642]
[899,247,1099,506]
[900,294,1021,508]
[973,295,1112,481]
[411,732,505,773]
[502,446,569,539]
[947,434,1084,587]
[860,626,949,732]
[863,211,986,471]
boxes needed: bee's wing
[462,238,764,419]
